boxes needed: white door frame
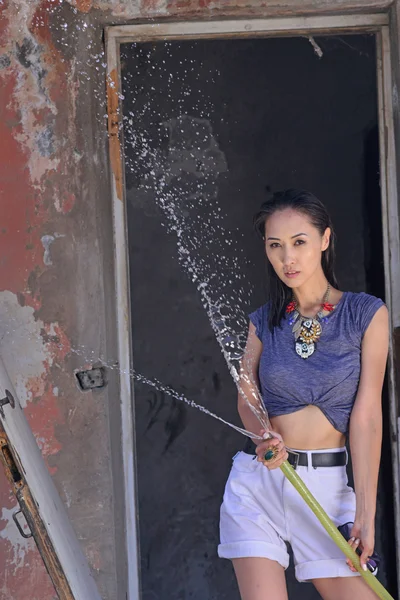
[106,12,400,598]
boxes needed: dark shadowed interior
[121,34,396,599]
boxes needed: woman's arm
[349,304,389,571]
[237,322,268,440]
[238,323,287,469]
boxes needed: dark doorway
[120,34,396,599]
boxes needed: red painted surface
[24,323,71,474]
[0,73,45,298]
[60,192,76,214]
[25,389,63,476]
[0,2,75,597]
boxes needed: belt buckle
[289,449,300,470]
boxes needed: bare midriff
[270,405,346,450]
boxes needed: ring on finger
[264,446,279,462]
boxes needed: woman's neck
[292,272,330,316]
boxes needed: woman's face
[264,208,330,289]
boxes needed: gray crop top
[249,292,385,434]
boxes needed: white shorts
[218,448,360,582]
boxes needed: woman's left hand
[346,519,375,573]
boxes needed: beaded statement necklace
[286,284,335,359]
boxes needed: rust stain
[60,192,76,214]
[107,69,124,201]
[75,0,93,12]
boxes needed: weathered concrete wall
[0,2,119,598]
[0,1,397,600]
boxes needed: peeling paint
[36,126,55,157]
[7,14,60,185]
[0,1,395,599]
[75,0,94,12]
[0,291,48,408]
[0,469,57,598]
[0,292,69,464]
[0,71,48,296]
[0,0,78,204]
[0,289,68,592]
[41,233,65,265]
[0,0,133,597]
[0,506,32,570]
[0,54,11,69]
[55,191,76,214]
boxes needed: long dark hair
[253,189,338,330]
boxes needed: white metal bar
[376,25,400,596]
[106,33,141,600]
[106,14,388,42]
[0,359,101,599]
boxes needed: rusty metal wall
[0,2,397,600]
[0,2,119,598]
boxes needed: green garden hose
[280,460,394,600]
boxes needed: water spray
[123,116,392,596]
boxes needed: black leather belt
[242,437,347,470]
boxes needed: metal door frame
[106,11,400,598]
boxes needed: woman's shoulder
[343,291,386,337]
[344,290,385,310]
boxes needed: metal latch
[0,389,15,419]
[12,509,32,539]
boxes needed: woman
[218,189,389,600]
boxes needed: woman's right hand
[255,429,288,470]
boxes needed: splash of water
[134,373,264,441]
[1,40,271,446]
[122,59,271,432]
[66,342,264,440]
